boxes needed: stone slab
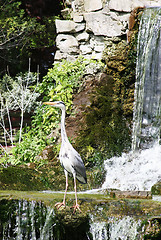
[56,34,79,53]
[76,32,90,42]
[84,11,123,36]
[55,19,85,33]
[84,0,103,12]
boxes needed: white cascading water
[102,7,161,192]
[90,216,142,240]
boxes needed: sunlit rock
[109,0,132,12]
[74,22,86,32]
[80,44,92,54]
[56,34,79,53]
[55,19,75,33]
[76,32,90,42]
[73,13,84,22]
[84,11,123,36]
[55,19,85,33]
[84,0,103,12]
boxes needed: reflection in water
[0,199,145,240]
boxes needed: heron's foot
[55,202,65,210]
[71,204,81,214]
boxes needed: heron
[43,101,87,213]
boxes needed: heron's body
[59,140,87,184]
[43,101,87,212]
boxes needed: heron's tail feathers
[76,175,87,184]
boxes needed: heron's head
[43,101,66,110]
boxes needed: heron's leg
[55,170,68,209]
[63,170,68,204]
[71,173,81,213]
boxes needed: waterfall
[0,199,146,240]
[90,216,142,240]
[132,7,161,151]
[102,7,161,191]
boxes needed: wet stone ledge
[0,191,161,239]
[109,190,152,199]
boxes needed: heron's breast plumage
[59,141,87,184]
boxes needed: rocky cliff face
[54,0,161,62]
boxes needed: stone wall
[54,0,161,62]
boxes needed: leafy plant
[0,0,57,76]
[0,57,105,166]
[0,71,40,151]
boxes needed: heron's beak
[43,102,56,106]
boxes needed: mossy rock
[55,207,89,227]
[143,216,161,239]
[0,162,103,191]
[0,165,48,191]
[151,181,161,195]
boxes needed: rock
[55,19,75,33]
[94,45,104,52]
[55,19,85,33]
[109,190,152,199]
[56,34,79,54]
[54,51,79,61]
[72,0,84,12]
[109,0,132,12]
[84,0,103,12]
[74,22,86,32]
[84,11,123,36]
[109,0,157,12]
[143,216,161,239]
[80,44,92,54]
[55,207,89,227]
[73,13,84,22]
[76,32,90,42]
[61,8,72,19]
[90,36,104,49]
[91,52,103,59]
[54,50,65,61]
[151,181,161,195]
[36,146,55,161]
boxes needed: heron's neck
[61,108,68,142]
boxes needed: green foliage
[39,56,104,109]
[3,57,104,165]
[0,72,40,113]
[0,1,36,49]
[9,105,57,165]
[0,0,56,76]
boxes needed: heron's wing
[70,147,87,184]
[59,141,87,184]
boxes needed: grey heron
[43,101,87,213]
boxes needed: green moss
[0,161,105,192]
[1,190,161,219]
[151,181,161,195]
[76,72,131,161]
[75,29,139,163]
[0,166,48,191]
